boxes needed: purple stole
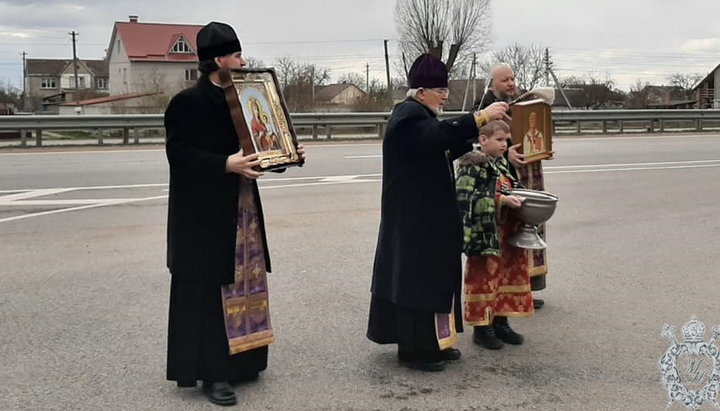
[220,177,274,354]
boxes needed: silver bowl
[506,189,558,249]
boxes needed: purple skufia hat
[407,53,448,89]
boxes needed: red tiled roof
[115,21,203,62]
[59,92,160,106]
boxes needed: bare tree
[666,72,703,90]
[0,81,21,105]
[562,73,622,109]
[272,57,331,111]
[481,43,545,91]
[395,0,490,73]
[337,72,391,111]
[626,79,651,109]
[244,57,265,68]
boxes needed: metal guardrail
[2,110,720,146]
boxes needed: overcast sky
[1,0,719,91]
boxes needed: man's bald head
[489,63,517,100]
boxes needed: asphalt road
[1,134,720,410]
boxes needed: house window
[41,78,57,89]
[185,69,198,81]
[96,78,107,89]
[172,38,192,53]
[69,76,86,88]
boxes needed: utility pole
[472,53,477,105]
[548,67,572,109]
[366,63,370,92]
[310,66,315,104]
[69,31,79,102]
[402,52,409,80]
[21,51,27,110]
[461,53,476,111]
[544,48,551,87]
[384,39,391,94]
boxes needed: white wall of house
[331,86,364,104]
[60,73,93,89]
[108,38,132,95]
[714,69,720,108]
[129,62,197,96]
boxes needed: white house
[106,15,203,99]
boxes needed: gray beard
[493,90,514,103]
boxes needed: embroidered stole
[220,177,275,355]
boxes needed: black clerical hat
[407,54,448,89]
[197,22,242,61]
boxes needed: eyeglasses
[426,87,449,96]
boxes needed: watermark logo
[660,316,720,409]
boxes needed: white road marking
[546,163,720,174]
[545,159,720,169]
[0,188,72,201]
[0,195,168,224]
[1,159,718,224]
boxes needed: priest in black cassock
[367,53,509,372]
[164,21,305,406]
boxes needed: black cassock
[164,76,272,386]
[367,98,479,353]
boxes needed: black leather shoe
[493,317,524,345]
[533,298,545,309]
[473,325,504,350]
[398,350,446,372]
[202,381,237,406]
[399,358,446,372]
[440,348,462,361]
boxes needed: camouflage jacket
[456,149,520,256]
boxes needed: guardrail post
[312,125,318,140]
[122,127,129,144]
[619,120,624,133]
[325,125,332,139]
[96,128,103,145]
[648,120,655,133]
[20,129,27,147]
[659,119,665,132]
[377,123,384,138]
[35,129,42,147]
[576,121,581,134]
[602,120,607,134]
[133,127,140,144]
[696,119,703,131]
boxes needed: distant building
[551,88,588,110]
[106,15,202,100]
[315,83,367,107]
[693,64,719,108]
[26,58,108,113]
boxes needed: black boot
[202,381,237,406]
[398,348,446,372]
[473,325,504,349]
[493,316,524,345]
[439,347,462,361]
